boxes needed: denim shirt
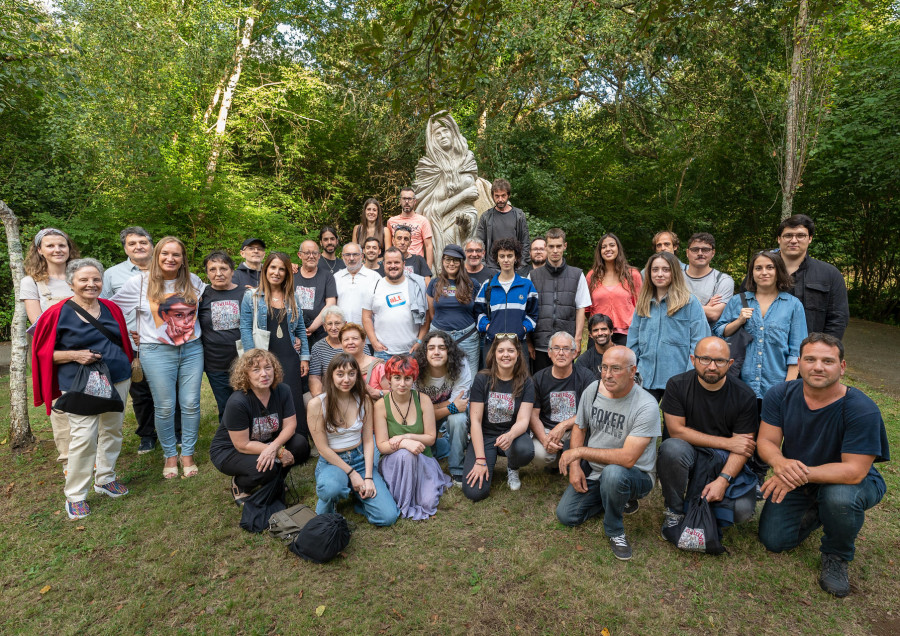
[240,289,310,361]
[626,294,710,390]
[714,291,807,399]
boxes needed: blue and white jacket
[474,273,540,343]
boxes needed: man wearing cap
[233,238,266,288]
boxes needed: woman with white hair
[308,305,347,397]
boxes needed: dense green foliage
[1,0,898,338]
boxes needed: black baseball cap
[241,238,266,249]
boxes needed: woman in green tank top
[374,355,451,520]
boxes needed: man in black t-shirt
[530,332,595,468]
[296,240,338,348]
[658,337,760,539]
[575,314,615,381]
[757,333,889,598]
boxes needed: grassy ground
[0,371,897,635]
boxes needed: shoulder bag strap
[66,299,124,349]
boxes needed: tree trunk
[0,201,35,450]
[781,0,808,221]
[205,5,259,186]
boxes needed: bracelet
[276,446,285,460]
[448,402,459,414]
[476,457,486,461]
[346,468,355,476]
[415,338,424,345]
[364,477,374,481]
[476,461,488,467]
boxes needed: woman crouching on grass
[307,353,399,526]
[462,334,535,502]
[374,355,451,520]
[208,349,310,506]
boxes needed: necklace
[389,392,413,426]
[336,397,355,428]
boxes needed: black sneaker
[819,553,850,597]
[138,437,156,454]
[609,534,633,561]
[624,499,640,515]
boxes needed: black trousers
[129,376,181,441]
[212,434,310,492]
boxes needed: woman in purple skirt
[374,355,451,520]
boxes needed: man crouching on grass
[555,346,660,561]
[757,333,889,597]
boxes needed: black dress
[267,311,308,436]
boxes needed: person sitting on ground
[556,346,661,561]
[658,337,759,541]
[209,349,311,506]
[462,335,535,501]
[374,355,451,519]
[575,313,615,381]
[31,258,134,520]
[530,332,595,469]
[414,330,472,486]
[308,306,347,397]
[757,333,889,598]
[339,322,384,400]
[307,353,399,526]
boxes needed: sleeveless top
[318,394,365,450]
[383,391,431,457]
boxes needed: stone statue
[414,111,493,265]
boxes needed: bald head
[600,346,637,398]
[342,242,363,272]
[694,337,730,359]
[691,336,733,388]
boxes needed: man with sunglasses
[657,337,760,540]
[683,233,734,328]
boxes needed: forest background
[2,0,899,339]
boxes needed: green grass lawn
[0,371,897,635]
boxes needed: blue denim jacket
[240,289,310,361]
[626,294,710,390]
[714,291,807,399]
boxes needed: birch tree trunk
[781,0,808,220]
[205,5,259,186]
[0,201,35,450]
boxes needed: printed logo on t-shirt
[386,291,407,308]
[440,284,457,298]
[404,265,414,276]
[295,285,315,310]
[487,391,514,424]
[210,300,240,331]
[150,292,198,346]
[549,391,576,422]
[590,406,626,439]
[251,413,281,442]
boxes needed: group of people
[24,181,887,598]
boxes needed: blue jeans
[758,476,885,561]
[140,339,204,458]
[556,464,654,537]
[206,370,234,422]
[314,445,399,526]
[448,325,481,376]
[374,350,392,362]
[431,413,468,478]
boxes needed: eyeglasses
[780,232,809,241]
[600,364,629,374]
[549,346,575,353]
[300,251,319,257]
[343,252,361,258]
[687,247,713,254]
[694,356,730,368]
[465,248,484,254]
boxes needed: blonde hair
[147,237,197,305]
[24,229,80,282]
[635,252,691,317]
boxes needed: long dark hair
[746,251,794,293]
[481,336,529,398]
[322,353,372,434]
[353,198,385,249]
[414,330,467,386]
[432,256,473,305]
[259,252,298,319]
[587,233,637,303]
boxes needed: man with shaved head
[556,345,661,561]
[334,242,381,326]
[296,239,338,348]
[658,337,760,541]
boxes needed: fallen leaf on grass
[39,586,51,595]
[298,590,303,599]
[315,605,326,617]
[170,550,179,557]
[4,482,13,496]
[54,510,61,515]
[799,598,811,606]
[0,438,6,445]
[601,629,611,636]
[391,608,404,619]
[417,564,426,571]
[430,614,438,624]
[76,526,85,531]
[116,604,123,611]
[575,544,584,552]
[477,547,485,553]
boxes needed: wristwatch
[718,472,733,484]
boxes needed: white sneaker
[507,467,521,491]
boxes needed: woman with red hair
[374,355,451,519]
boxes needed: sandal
[179,456,199,478]
[162,465,179,480]
[231,477,250,506]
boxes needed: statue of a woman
[414,111,492,264]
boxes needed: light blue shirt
[101,259,143,331]
[714,291,808,399]
[626,294,710,390]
